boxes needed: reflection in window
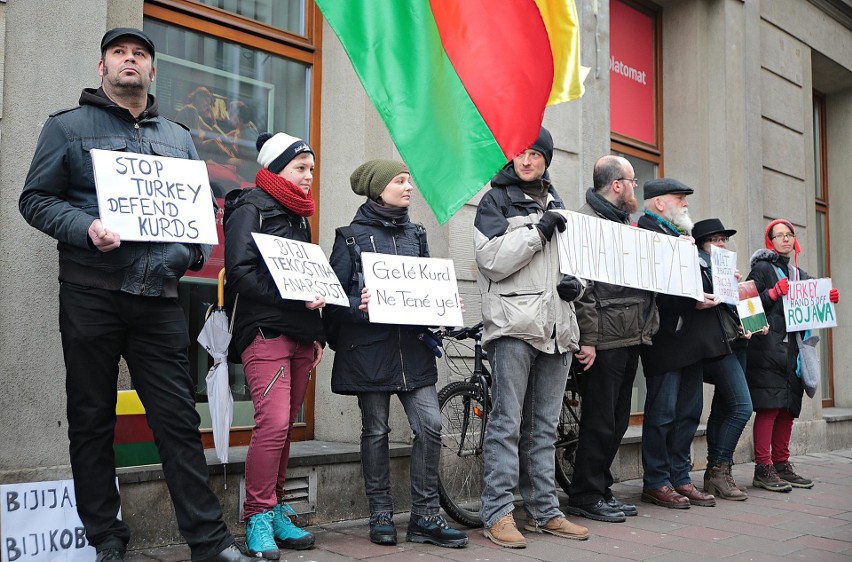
[196,0,306,36]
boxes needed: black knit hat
[101,28,156,59]
[529,126,554,168]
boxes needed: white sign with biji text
[0,479,115,562]
[555,211,703,301]
[251,233,349,307]
[360,252,464,327]
[91,149,218,244]
[782,278,837,331]
[710,245,739,305]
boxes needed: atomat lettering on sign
[360,252,464,327]
[91,149,218,245]
[251,232,349,307]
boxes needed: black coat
[224,188,324,359]
[327,203,438,395]
[745,249,810,416]
[637,214,730,376]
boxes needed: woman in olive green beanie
[349,159,410,202]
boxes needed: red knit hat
[765,219,800,270]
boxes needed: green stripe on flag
[114,442,161,468]
[317,0,508,223]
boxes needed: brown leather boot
[674,482,716,506]
[484,513,526,548]
[704,462,748,501]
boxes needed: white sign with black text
[555,210,703,301]
[252,232,349,307]
[0,479,117,561]
[360,252,464,326]
[709,245,739,305]
[91,149,218,244]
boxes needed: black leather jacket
[19,88,211,298]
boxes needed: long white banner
[555,211,703,301]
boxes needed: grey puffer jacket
[326,203,438,395]
[19,88,211,298]
[473,165,581,354]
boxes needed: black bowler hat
[100,27,156,59]
[643,178,694,199]
[692,218,737,244]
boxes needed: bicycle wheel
[437,381,487,528]
[555,381,582,494]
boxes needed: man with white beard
[636,179,720,510]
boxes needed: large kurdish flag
[317,0,585,224]
[114,390,161,467]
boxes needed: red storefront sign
[610,0,656,146]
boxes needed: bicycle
[434,322,582,528]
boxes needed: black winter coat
[326,203,438,395]
[224,188,324,359]
[745,250,810,416]
[637,214,730,376]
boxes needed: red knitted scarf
[255,167,315,217]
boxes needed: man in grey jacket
[566,155,659,523]
[19,28,251,562]
[474,127,589,548]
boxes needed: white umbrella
[197,269,235,465]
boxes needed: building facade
[0,0,850,540]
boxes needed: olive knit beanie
[350,159,408,201]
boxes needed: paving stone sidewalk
[127,449,852,561]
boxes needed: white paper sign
[251,233,348,306]
[0,479,114,561]
[555,211,703,301]
[361,252,464,327]
[710,245,739,305]
[782,278,837,331]
[91,149,218,244]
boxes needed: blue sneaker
[272,503,315,550]
[368,511,397,545]
[245,511,280,559]
[406,514,468,548]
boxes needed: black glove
[536,211,567,241]
[417,330,443,358]
[557,275,583,302]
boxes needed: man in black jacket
[566,156,659,523]
[636,179,720,510]
[19,28,251,562]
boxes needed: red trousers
[752,408,794,465]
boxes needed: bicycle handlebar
[433,322,483,342]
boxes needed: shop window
[610,0,662,422]
[144,0,321,443]
[812,90,833,406]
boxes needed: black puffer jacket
[637,214,730,376]
[224,188,324,358]
[745,249,810,416]
[19,88,211,298]
[326,203,437,395]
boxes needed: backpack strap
[414,223,427,257]
[336,226,363,293]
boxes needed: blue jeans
[703,350,752,464]
[480,337,570,527]
[641,362,704,489]
[357,385,441,516]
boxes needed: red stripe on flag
[430,0,554,160]
[114,413,155,445]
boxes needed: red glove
[830,288,840,303]
[768,277,789,301]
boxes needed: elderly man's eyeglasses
[771,232,796,240]
[617,178,638,187]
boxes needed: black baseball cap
[100,27,156,59]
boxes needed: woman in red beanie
[744,219,839,492]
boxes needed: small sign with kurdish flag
[737,280,769,334]
[316,0,587,224]
[113,390,160,467]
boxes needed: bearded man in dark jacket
[19,28,251,562]
[636,179,721,510]
[566,156,658,523]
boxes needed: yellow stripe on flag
[535,0,586,105]
[116,390,146,416]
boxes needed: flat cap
[101,28,156,58]
[643,178,694,199]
